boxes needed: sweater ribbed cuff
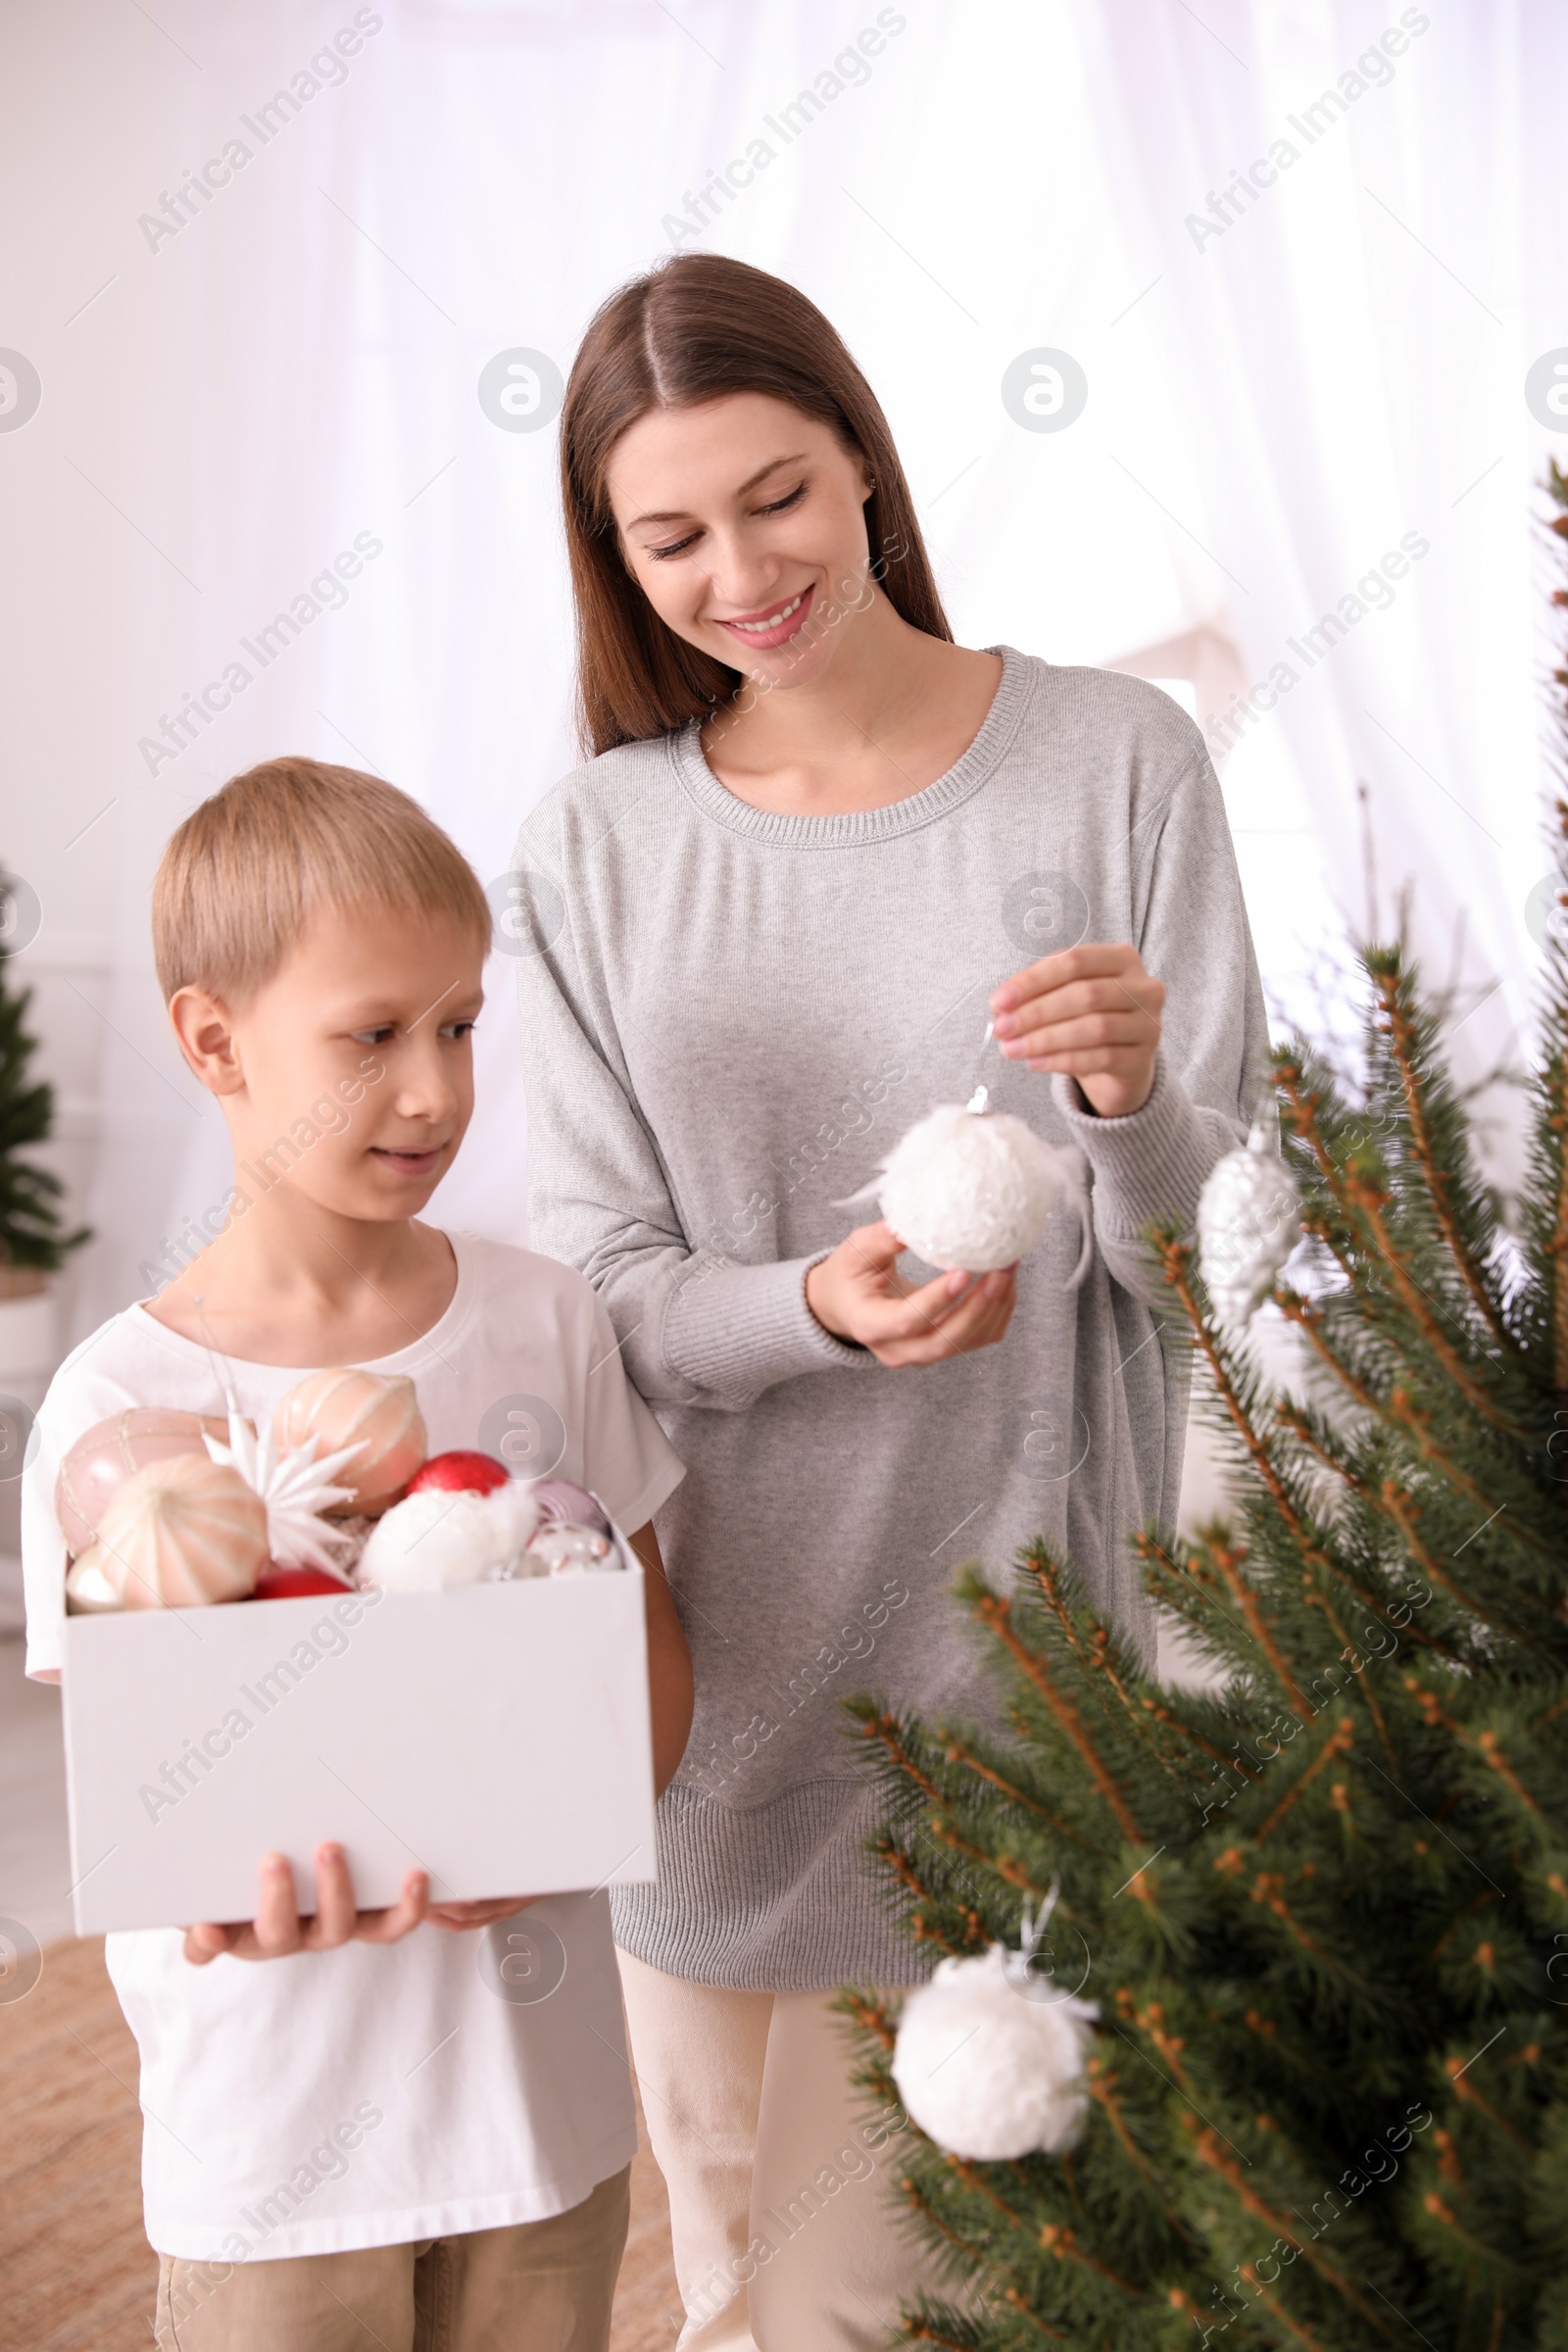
[1050,1051,1215,1241]
[662,1250,873,1407]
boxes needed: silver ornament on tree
[891,1891,1099,2161]
[1196,1119,1302,1338]
[843,1026,1093,1281]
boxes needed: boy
[22,758,694,2352]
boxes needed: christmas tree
[844,470,1568,2352]
[0,871,88,1278]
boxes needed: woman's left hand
[990,944,1164,1118]
[426,1895,539,1933]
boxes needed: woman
[514,254,1266,2351]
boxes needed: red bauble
[405,1450,510,1497]
[253,1565,353,1600]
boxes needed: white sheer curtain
[5,0,1560,1348]
[1073,0,1567,1149]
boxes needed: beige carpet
[1,1936,680,2349]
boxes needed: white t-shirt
[23,1234,685,2264]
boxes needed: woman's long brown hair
[560,253,953,758]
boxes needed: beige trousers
[154,2164,630,2352]
[616,1948,925,2352]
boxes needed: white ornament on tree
[1196,1121,1302,1338]
[891,1896,1099,2160]
[849,1086,1092,1280]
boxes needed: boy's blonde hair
[153,758,493,1004]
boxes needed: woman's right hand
[805,1221,1017,1367]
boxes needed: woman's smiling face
[606,391,877,693]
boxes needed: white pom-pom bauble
[1197,1123,1302,1338]
[358,1482,541,1593]
[88,1455,269,1608]
[871,1102,1091,1279]
[892,1942,1098,2160]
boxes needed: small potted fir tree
[0,870,88,1463]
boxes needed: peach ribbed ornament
[85,1455,268,1608]
[56,1408,236,1557]
[271,1370,426,1515]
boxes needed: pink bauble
[56,1407,235,1556]
[90,1455,268,1608]
[523,1478,612,1536]
[272,1370,426,1516]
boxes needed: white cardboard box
[61,1538,654,1936]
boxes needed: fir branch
[1277,1051,1519,1438]
[1020,1554,1192,1790]
[1084,2058,1193,2237]
[1034,2217,1151,2303]
[1545,1016,1568,1400]
[871,1834,981,1957]
[1135,1529,1272,1688]
[1402,1678,1546,1823]
[1267,1408,1471,1660]
[999,2285,1070,2343]
[1373,961,1512,1350]
[1280,1296,1553,1566]
[1444,2058,1527,2149]
[1382,1388,1545,1550]
[1117,1995,1200,2103]
[927,1814,1058,1906]
[839,1988,898,2052]
[1186,1524,1312,1722]
[855,1708,949,1806]
[935,1732,1091,1847]
[1343,1169,1521,1439]
[1251,1717,1355,1845]
[1246,1869,1376,1998]
[904,2320,989,2351]
[895,2175,1008,2297]
[938,2152,1044,2244]
[1239,2272,1341,2352]
[1132,1670,1264,1779]
[1373,1480,1535,1643]
[1418,2189,1529,2281]
[1155,1236,1328,1621]
[1274,1055,1342,1192]
[1186,2128,1398,2337]
[1022,1554,1142,1716]
[1275,1290,1389,1426]
[1300,1584,1399,1775]
[966,1574,1147,1841]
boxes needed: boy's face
[181,903,485,1223]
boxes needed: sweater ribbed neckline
[667,642,1035,848]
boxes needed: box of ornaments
[57,1369,656,1936]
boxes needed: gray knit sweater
[514,648,1267,1989]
